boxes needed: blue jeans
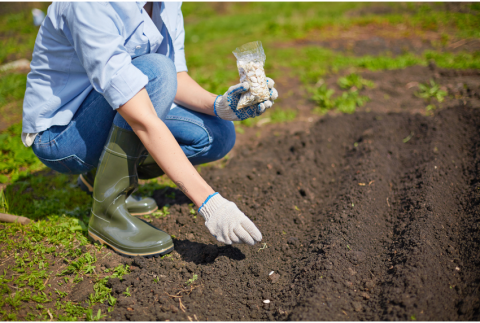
[32,54,236,176]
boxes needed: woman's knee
[209,118,236,159]
[131,54,177,120]
[131,53,176,83]
[165,108,236,164]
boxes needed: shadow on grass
[3,168,92,221]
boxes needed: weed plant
[311,83,370,114]
[415,79,447,103]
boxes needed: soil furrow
[278,107,480,321]
[102,106,480,321]
[378,108,472,320]
[282,113,406,320]
[454,107,480,320]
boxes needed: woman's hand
[213,78,278,121]
[198,193,262,245]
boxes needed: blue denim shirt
[22,2,187,134]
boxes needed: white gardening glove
[198,193,262,245]
[213,77,279,121]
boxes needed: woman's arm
[117,88,214,207]
[174,72,217,116]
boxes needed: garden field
[1,2,480,321]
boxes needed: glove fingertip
[266,77,275,89]
[241,221,262,243]
[257,103,266,114]
[264,100,273,110]
[270,88,279,101]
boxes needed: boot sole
[79,175,159,217]
[88,230,174,258]
[129,205,158,216]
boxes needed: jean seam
[36,154,94,168]
[165,115,213,158]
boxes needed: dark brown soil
[101,82,480,320]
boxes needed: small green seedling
[86,309,105,321]
[258,243,268,252]
[403,131,414,143]
[108,294,116,306]
[311,84,336,111]
[415,79,447,103]
[123,287,131,297]
[185,274,198,286]
[153,205,170,219]
[312,85,369,115]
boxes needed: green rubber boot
[78,170,158,216]
[88,124,173,257]
[137,154,165,180]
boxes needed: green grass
[275,47,480,85]
[181,2,480,94]
[0,4,49,65]
[0,172,135,320]
[0,72,27,106]
[338,73,375,90]
[0,123,44,184]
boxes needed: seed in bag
[233,41,270,110]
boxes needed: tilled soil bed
[104,104,480,321]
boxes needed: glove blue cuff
[198,192,219,213]
[213,95,222,118]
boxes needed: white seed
[269,271,274,276]
[255,69,263,77]
[251,82,259,87]
[250,76,258,83]
[263,299,270,304]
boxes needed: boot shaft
[93,125,145,217]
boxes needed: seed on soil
[268,272,280,283]
[263,299,271,304]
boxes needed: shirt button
[136,45,141,49]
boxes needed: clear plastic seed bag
[233,41,270,110]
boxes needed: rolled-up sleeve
[62,3,148,110]
[173,4,188,73]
